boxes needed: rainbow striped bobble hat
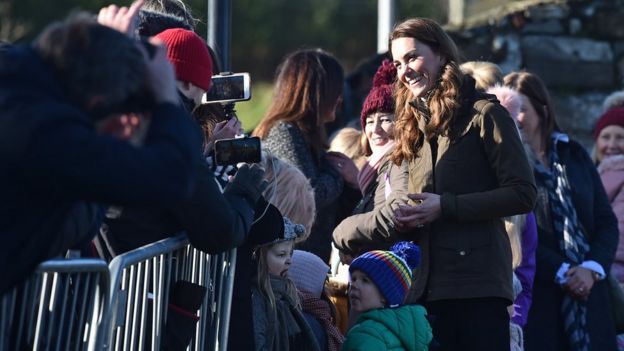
[349,241,420,308]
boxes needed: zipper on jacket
[428,137,438,191]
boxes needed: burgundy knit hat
[594,107,624,140]
[155,28,213,91]
[360,59,397,129]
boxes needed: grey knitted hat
[289,250,329,298]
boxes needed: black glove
[224,163,268,206]
[162,281,207,351]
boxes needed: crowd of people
[1,0,624,350]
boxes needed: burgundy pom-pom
[372,59,397,88]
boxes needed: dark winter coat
[228,198,285,351]
[0,44,201,294]
[524,138,618,351]
[403,77,536,303]
[99,159,255,258]
[251,276,320,351]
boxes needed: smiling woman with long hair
[383,18,537,350]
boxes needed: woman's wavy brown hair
[253,49,344,159]
[389,18,463,165]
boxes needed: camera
[203,72,251,104]
[214,136,261,166]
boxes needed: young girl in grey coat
[251,217,320,351]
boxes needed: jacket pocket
[430,222,493,278]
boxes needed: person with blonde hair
[387,18,536,350]
[460,61,503,91]
[329,128,367,170]
[251,216,320,351]
[262,154,316,240]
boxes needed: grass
[233,81,274,133]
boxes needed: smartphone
[203,72,251,104]
[214,136,261,166]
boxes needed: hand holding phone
[214,136,261,166]
[205,118,243,153]
[213,117,243,139]
[203,73,251,104]
[223,163,268,205]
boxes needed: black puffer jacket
[100,160,256,257]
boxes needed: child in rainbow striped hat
[342,241,432,351]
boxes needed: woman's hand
[326,151,359,188]
[393,193,442,231]
[205,117,242,153]
[563,266,595,300]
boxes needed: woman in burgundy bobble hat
[594,107,624,285]
[333,60,411,259]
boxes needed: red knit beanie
[594,107,624,140]
[155,28,213,91]
[360,59,397,129]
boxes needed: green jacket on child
[342,304,432,351]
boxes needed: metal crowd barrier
[96,235,237,351]
[0,259,110,351]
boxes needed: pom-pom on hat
[349,241,420,308]
[360,59,397,129]
[594,107,624,140]
[602,91,624,113]
[155,28,212,91]
[282,216,306,241]
[289,250,330,298]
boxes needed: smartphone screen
[204,73,251,104]
[214,136,261,166]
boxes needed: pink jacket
[598,154,624,282]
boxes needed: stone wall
[446,0,624,150]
